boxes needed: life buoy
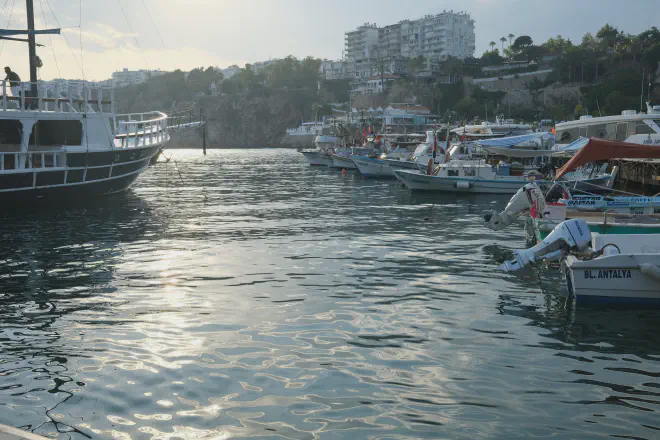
[426,158,433,175]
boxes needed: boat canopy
[476,132,555,158]
[552,137,590,157]
[475,132,554,148]
[556,138,660,179]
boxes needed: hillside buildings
[322,11,475,87]
[111,68,168,87]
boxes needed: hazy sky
[0,0,658,81]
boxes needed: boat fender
[640,263,660,281]
[455,181,471,190]
[427,158,433,175]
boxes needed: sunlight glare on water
[0,149,659,440]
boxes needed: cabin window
[586,124,607,139]
[0,119,22,147]
[616,123,628,141]
[447,169,459,176]
[557,128,578,143]
[632,122,655,135]
[463,168,476,177]
[579,126,588,138]
[605,123,618,140]
[28,120,83,147]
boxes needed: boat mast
[25,0,38,98]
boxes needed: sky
[0,0,658,81]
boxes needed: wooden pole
[25,0,38,101]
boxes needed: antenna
[596,100,602,117]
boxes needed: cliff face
[189,90,314,148]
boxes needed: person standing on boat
[4,67,21,108]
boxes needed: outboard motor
[500,219,591,271]
[484,182,546,231]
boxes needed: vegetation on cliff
[115,25,660,146]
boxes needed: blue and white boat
[394,159,550,194]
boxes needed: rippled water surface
[1,149,660,440]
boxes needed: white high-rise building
[377,12,475,61]
[342,12,475,66]
[344,23,379,62]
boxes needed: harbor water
[1,149,659,440]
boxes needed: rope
[79,0,84,82]
[39,0,60,77]
[44,0,84,76]
[140,0,174,69]
[116,0,150,68]
[0,0,16,57]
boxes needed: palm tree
[489,41,496,51]
[500,37,507,51]
[508,33,515,47]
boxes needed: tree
[500,37,507,51]
[406,55,425,79]
[489,41,496,51]
[597,24,621,49]
[508,33,515,47]
[481,49,504,65]
[513,35,533,53]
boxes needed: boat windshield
[413,144,431,156]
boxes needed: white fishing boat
[0,4,172,203]
[383,131,447,173]
[330,152,357,169]
[451,115,533,139]
[351,134,423,177]
[500,219,660,305]
[314,134,342,150]
[394,159,549,193]
[394,132,558,193]
[301,149,333,166]
[351,154,397,177]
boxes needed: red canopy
[556,138,660,179]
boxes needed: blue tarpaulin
[552,137,590,156]
[475,132,555,148]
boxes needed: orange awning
[556,138,660,179]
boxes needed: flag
[444,126,452,163]
[368,125,372,134]
[551,127,556,135]
[362,128,367,140]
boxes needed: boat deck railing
[0,150,67,172]
[114,111,169,148]
[167,108,205,131]
[1,80,115,114]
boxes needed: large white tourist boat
[0,2,169,202]
[553,104,660,147]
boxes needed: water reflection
[0,193,163,438]
[0,150,658,440]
